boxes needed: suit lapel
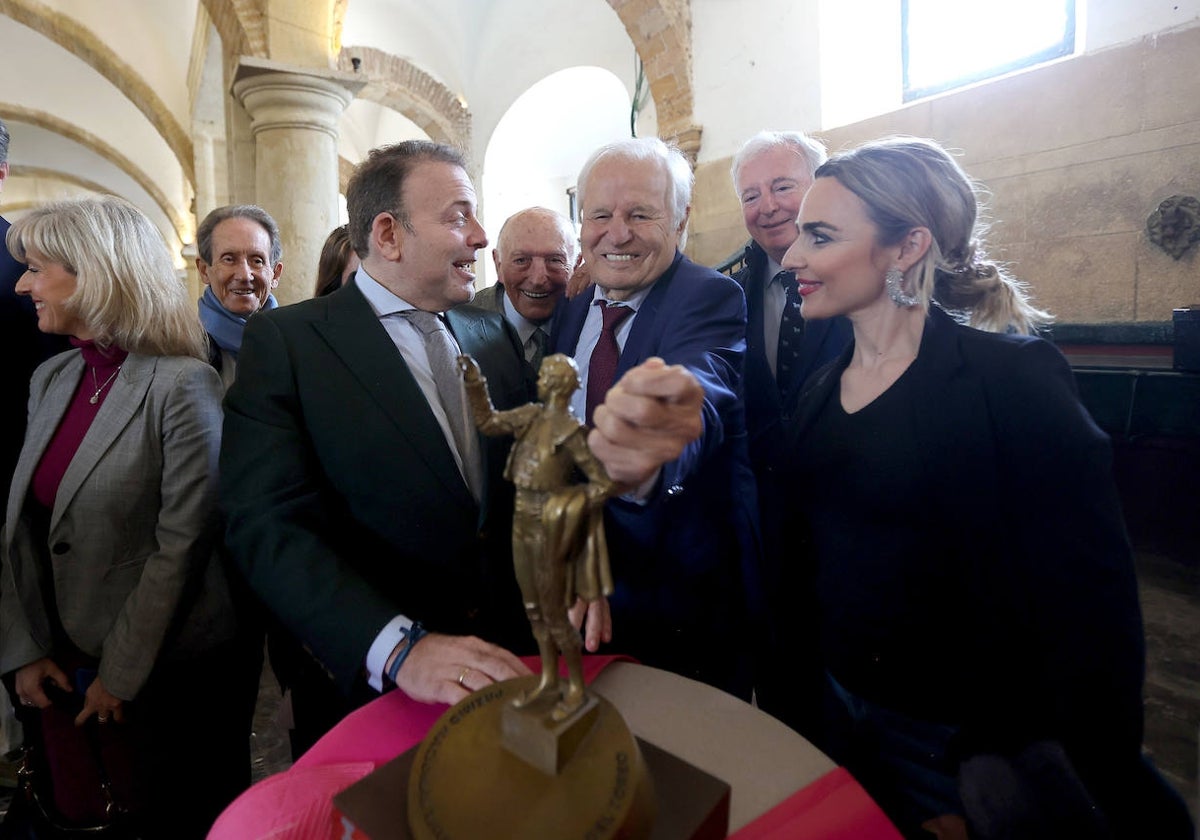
[743,265,784,420]
[313,283,475,510]
[52,353,156,528]
[445,308,511,521]
[789,340,851,449]
[787,317,834,405]
[6,354,81,531]
[616,252,683,376]
[551,290,592,357]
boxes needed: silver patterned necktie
[401,310,483,500]
[529,326,549,374]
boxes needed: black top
[798,355,969,722]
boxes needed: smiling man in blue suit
[553,138,761,699]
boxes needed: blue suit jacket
[552,252,761,696]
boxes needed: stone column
[232,57,364,305]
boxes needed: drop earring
[885,268,918,307]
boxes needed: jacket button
[666,484,684,497]
[52,542,70,555]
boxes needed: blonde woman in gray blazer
[2,197,246,838]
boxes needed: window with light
[902,0,1077,101]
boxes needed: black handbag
[0,712,140,840]
[0,746,129,840]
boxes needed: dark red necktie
[586,300,634,426]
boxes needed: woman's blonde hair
[6,196,207,359]
[816,136,1052,335]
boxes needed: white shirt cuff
[619,467,661,505]
[365,614,414,692]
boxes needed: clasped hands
[14,657,125,726]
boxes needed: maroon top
[31,339,129,509]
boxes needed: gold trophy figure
[458,353,616,721]
[403,355,653,840]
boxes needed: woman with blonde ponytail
[775,137,1190,838]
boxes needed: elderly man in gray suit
[475,207,576,373]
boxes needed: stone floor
[1138,552,1199,816]
[249,652,293,784]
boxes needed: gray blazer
[0,350,235,700]
[473,283,507,316]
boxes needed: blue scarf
[198,286,278,357]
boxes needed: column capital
[665,124,704,168]
[232,57,366,139]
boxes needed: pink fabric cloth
[729,766,904,840]
[209,655,900,840]
[208,655,628,840]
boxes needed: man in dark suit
[553,137,760,699]
[0,118,70,498]
[729,131,851,737]
[221,140,706,745]
[475,207,576,373]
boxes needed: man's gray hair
[196,204,283,266]
[730,131,828,192]
[576,137,693,230]
[0,117,10,165]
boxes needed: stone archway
[3,104,193,244]
[605,0,701,160]
[0,0,195,184]
[335,46,472,151]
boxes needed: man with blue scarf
[196,205,283,390]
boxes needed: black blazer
[789,306,1145,803]
[220,281,534,692]
[0,216,70,487]
[731,242,851,715]
[731,240,851,452]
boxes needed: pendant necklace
[89,366,121,404]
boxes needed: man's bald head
[492,207,577,324]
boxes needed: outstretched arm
[588,358,704,490]
[458,354,527,436]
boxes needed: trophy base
[501,685,600,775]
[333,674,731,840]
[407,675,653,840]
